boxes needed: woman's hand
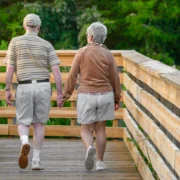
[114,103,119,111]
[57,94,65,108]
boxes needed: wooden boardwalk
[0,138,142,180]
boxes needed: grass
[127,136,159,179]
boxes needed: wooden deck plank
[0,139,142,180]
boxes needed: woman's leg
[80,123,95,149]
[94,121,106,161]
[81,123,96,170]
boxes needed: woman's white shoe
[96,160,107,171]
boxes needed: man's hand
[114,103,119,111]
[57,94,65,108]
[5,90,13,106]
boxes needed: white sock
[20,135,29,145]
[32,149,41,161]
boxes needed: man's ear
[37,26,40,32]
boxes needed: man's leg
[18,124,30,169]
[94,121,107,170]
[81,123,96,170]
[32,122,44,170]
[18,124,30,144]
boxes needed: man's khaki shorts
[16,82,51,125]
[77,91,115,124]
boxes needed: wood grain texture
[0,50,127,67]
[0,107,124,119]
[123,91,180,173]
[0,124,8,135]
[122,51,180,108]
[123,73,180,142]
[6,125,124,138]
[124,109,177,180]
[0,139,142,180]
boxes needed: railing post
[70,101,77,126]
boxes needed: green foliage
[25,0,78,49]
[0,40,8,50]
[77,6,103,47]
[1,0,179,66]
[88,0,180,66]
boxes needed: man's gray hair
[87,22,107,44]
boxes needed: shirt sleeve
[4,39,16,66]
[109,53,121,104]
[48,44,60,66]
[63,50,82,100]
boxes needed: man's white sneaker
[96,160,107,171]
[18,143,30,169]
[32,160,44,170]
[85,146,96,170]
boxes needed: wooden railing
[0,50,124,138]
[122,50,180,179]
[0,50,179,179]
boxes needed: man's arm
[51,64,63,107]
[5,64,15,106]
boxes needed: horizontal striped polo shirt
[5,32,60,81]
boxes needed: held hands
[5,90,13,106]
[114,103,119,111]
[57,94,65,108]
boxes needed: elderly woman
[62,22,120,171]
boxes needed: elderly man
[5,14,63,170]
[62,22,120,171]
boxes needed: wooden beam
[123,109,176,180]
[0,107,124,119]
[0,72,123,84]
[123,128,155,180]
[0,50,125,67]
[123,73,142,102]
[0,124,8,135]
[123,91,179,172]
[175,151,180,178]
[139,66,179,108]
[140,90,180,142]
[7,125,124,138]
[123,74,180,142]
[123,52,180,108]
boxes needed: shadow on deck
[0,138,142,180]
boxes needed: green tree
[25,0,78,49]
[86,0,180,66]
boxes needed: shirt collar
[25,32,38,36]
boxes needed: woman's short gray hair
[87,22,107,44]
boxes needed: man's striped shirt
[5,32,60,81]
